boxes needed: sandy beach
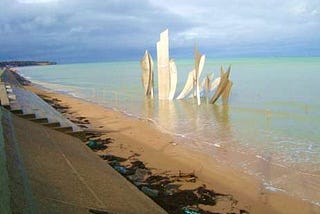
[2,0,320,212]
[22,82,319,214]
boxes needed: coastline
[23,81,319,213]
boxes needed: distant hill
[0,61,57,67]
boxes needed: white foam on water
[264,185,285,193]
[68,92,81,98]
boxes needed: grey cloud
[0,0,319,62]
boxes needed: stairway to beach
[0,69,166,213]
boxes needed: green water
[19,57,320,205]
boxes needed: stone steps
[9,108,86,141]
[1,70,87,144]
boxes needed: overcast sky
[0,0,319,63]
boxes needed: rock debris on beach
[36,84,249,214]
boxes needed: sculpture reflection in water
[139,98,234,153]
[140,29,233,105]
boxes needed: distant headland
[0,61,57,67]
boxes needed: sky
[0,0,319,63]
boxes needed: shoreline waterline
[18,58,320,210]
[24,78,319,210]
[22,81,319,213]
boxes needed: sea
[18,57,320,206]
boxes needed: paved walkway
[1,70,81,131]
[1,108,166,213]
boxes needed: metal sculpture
[200,73,214,99]
[176,69,192,100]
[177,46,205,105]
[140,50,154,98]
[168,59,177,100]
[210,66,231,104]
[156,29,170,100]
[156,29,177,100]
[141,29,233,105]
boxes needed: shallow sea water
[19,57,320,205]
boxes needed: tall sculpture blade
[168,59,177,100]
[157,29,170,100]
[210,77,221,92]
[193,45,201,97]
[220,65,225,76]
[177,69,194,99]
[140,50,154,97]
[222,80,233,105]
[210,65,231,104]
[147,52,154,97]
[200,73,214,87]
[198,55,206,79]
[201,72,213,99]
[200,73,212,95]
[204,77,210,98]
[196,55,206,105]
[193,45,206,105]
[140,50,149,92]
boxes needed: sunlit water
[19,57,320,205]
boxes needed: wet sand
[24,83,319,214]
